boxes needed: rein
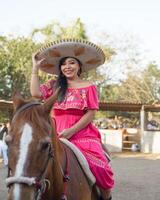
[60,143,70,200]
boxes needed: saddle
[60,138,96,186]
[60,139,112,200]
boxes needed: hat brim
[36,39,105,75]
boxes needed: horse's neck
[45,122,68,190]
[49,138,66,184]
[53,139,66,170]
[50,126,66,169]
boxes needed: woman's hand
[32,53,46,72]
[59,128,74,139]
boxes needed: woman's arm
[59,109,96,139]
[30,73,41,99]
[30,53,45,99]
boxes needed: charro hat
[36,38,105,75]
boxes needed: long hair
[55,57,82,102]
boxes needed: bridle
[6,101,54,200]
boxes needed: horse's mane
[13,100,53,134]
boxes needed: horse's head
[6,91,58,200]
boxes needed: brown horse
[6,92,99,200]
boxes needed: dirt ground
[1,152,160,200]
[111,152,160,200]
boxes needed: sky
[1,0,160,67]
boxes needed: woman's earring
[77,70,81,76]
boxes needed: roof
[0,100,13,111]
[100,102,142,112]
[100,102,160,112]
[143,104,160,112]
[0,100,160,112]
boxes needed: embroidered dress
[40,80,114,189]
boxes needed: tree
[0,36,38,100]
[95,32,148,85]
[142,63,160,102]
[106,63,160,104]
[31,18,88,43]
[0,18,113,101]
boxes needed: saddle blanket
[60,138,96,186]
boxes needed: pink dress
[40,80,114,189]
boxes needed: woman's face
[60,57,80,79]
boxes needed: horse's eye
[41,142,50,150]
[39,137,51,151]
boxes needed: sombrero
[36,38,105,74]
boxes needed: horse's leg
[91,184,100,200]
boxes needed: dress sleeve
[87,85,99,110]
[40,79,55,100]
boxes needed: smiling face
[60,57,81,79]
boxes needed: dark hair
[55,57,82,102]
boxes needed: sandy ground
[111,152,160,200]
[0,160,8,200]
[1,153,160,200]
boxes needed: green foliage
[31,18,88,44]
[0,36,38,100]
[0,110,9,122]
[104,62,160,104]
[1,18,160,124]
[99,85,120,102]
[0,19,87,100]
[0,18,112,102]
[142,63,160,102]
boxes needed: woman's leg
[100,188,112,200]
[71,139,114,199]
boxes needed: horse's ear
[12,91,25,111]
[42,88,60,114]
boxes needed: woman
[30,39,114,200]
